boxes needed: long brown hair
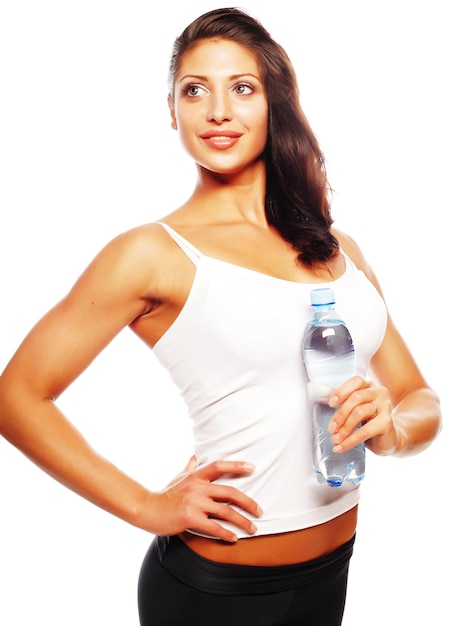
[168,7,338,267]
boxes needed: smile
[201,134,242,149]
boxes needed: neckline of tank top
[156,221,354,287]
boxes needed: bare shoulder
[92,221,196,347]
[82,222,182,288]
[98,222,176,265]
[59,221,187,323]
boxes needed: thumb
[183,454,198,473]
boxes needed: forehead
[176,38,261,79]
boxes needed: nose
[207,89,233,123]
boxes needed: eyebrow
[177,73,262,84]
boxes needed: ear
[168,95,177,130]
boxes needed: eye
[184,83,206,97]
[233,82,254,95]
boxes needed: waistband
[154,533,355,596]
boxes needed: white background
[0,1,469,624]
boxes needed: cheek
[174,103,201,140]
[177,127,194,152]
[246,102,268,140]
[173,106,194,142]
[252,114,268,148]
[175,124,203,163]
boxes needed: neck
[189,161,268,226]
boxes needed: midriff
[179,505,358,566]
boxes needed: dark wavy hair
[168,7,338,267]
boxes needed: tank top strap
[157,222,203,266]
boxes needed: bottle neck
[310,303,341,324]
[311,303,334,315]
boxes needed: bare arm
[0,226,260,541]
[328,230,442,457]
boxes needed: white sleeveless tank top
[153,223,387,538]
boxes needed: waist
[179,505,358,566]
[156,533,356,595]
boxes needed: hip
[138,533,354,625]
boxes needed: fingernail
[328,421,337,433]
[249,523,257,534]
[329,395,339,407]
[255,505,263,516]
[243,463,255,471]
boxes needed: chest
[154,254,387,381]
[175,224,345,284]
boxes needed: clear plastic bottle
[302,287,365,487]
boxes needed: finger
[332,403,385,452]
[182,455,197,473]
[362,402,378,423]
[329,384,381,431]
[208,483,263,518]
[328,375,369,407]
[198,460,256,482]
[328,395,367,434]
[331,400,378,441]
[190,497,259,541]
[208,501,258,535]
[189,517,241,543]
[165,455,199,489]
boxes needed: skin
[0,39,441,552]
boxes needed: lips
[200,130,242,150]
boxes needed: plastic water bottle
[302,287,365,487]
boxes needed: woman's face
[169,38,268,177]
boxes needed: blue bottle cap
[310,287,335,306]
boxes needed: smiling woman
[0,5,444,626]
[169,38,268,174]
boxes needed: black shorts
[138,533,355,625]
